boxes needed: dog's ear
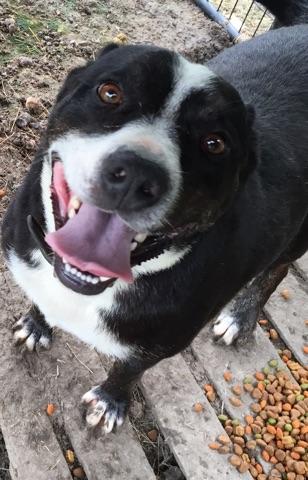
[95,42,120,59]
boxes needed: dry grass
[211,0,274,38]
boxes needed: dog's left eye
[201,134,225,155]
[98,83,123,105]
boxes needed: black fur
[2,0,308,430]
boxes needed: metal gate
[196,1,274,40]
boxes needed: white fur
[8,243,189,359]
[41,159,55,233]
[165,56,215,116]
[213,310,239,345]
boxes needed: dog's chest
[8,250,131,359]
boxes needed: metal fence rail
[197,1,274,40]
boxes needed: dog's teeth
[91,277,99,284]
[76,271,82,278]
[130,241,138,251]
[81,274,87,281]
[134,233,147,243]
[68,208,76,219]
[71,267,78,275]
[100,276,110,282]
[65,263,71,272]
[70,195,81,210]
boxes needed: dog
[2,0,308,433]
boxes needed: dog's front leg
[13,304,53,351]
[82,356,156,433]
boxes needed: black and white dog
[2,0,308,433]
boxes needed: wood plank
[295,252,308,279]
[265,272,308,365]
[51,333,156,480]
[0,270,72,480]
[142,354,252,480]
[0,267,155,480]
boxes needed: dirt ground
[0,1,230,478]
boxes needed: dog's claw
[13,312,52,351]
[213,312,239,345]
[82,385,127,433]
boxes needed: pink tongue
[45,204,136,282]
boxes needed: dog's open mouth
[28,157,180,295]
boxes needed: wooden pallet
[0,252,307,480]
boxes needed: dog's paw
[82,385,128,433]
[213,312,239,345]
[13,313,52,351]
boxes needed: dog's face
[40,44,255,294]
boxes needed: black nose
[97,149,169,213]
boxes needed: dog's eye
[201,134,225,155]
[98,83,123,105]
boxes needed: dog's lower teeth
[100,276,109,282]
[134,233,147,243]
[70,195,81,211]
[63,261,101,285]
[68,208,76,219]
[131,241,137,251]
[71,267,77,274]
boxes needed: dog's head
[40,43,256,294]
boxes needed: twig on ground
[65,342,94,374]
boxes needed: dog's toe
[82,385,127,433]
[13,312,52,351]
[213,313,239,345]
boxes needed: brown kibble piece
[238,462,249,473]
[147,429,158,442]
[235,425,245,437]
[229,397,242,407]
[204,384,213,393]
[303,345,308,354]
[193,402,203,413]
[232,384,242,396]
[294,462,306,475]
[65,449,75,464]
[259,319,268,326]
[223,371,233,382]
[262,450,270,462]
[72,467,86,479]
[233,444,243,456]
[229,455,242,467]
[206,391,216,402]
[245,415,254,425]
[218,445,231,454]
[280,289,291,300]
[218,435,230,445]
[0,189,6,200]
[209,442,220,450]
[46,403,56,416]
[270,328,279,340]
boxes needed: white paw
[13,316,52,351]
[82,386,125,433]
[213,312,239,345]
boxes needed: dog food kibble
[269,329,279,340]
[259,319,268,326]
[303,345,308,354]
[280,289,291,300]
[209,442,220,450]
[46,403,56,416]
[147,429,158,442]
[232,385,242,396]
[223,371,233,382]
[65,449,75,464]
[72,467,86,479]
[193,402,204,413]
[209,358,308,479]
[0,189,6,200]
[229,397,242,407]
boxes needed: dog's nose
[98,149,169,212]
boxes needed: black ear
[95,42,120,59]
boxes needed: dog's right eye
[98,83,123,105]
